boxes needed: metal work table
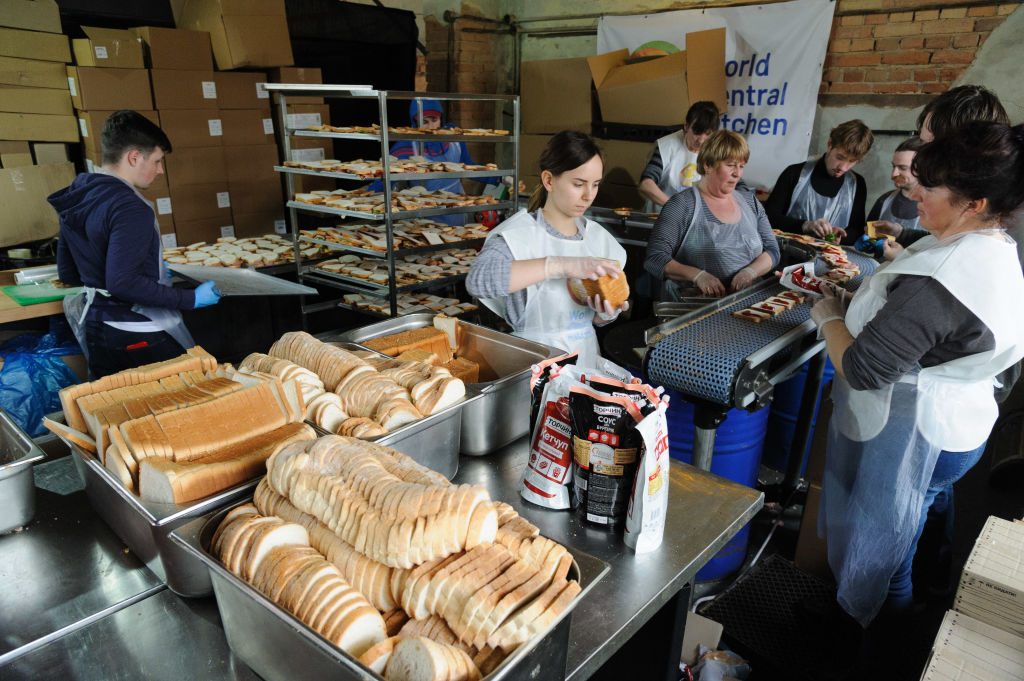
[0,440,761,680]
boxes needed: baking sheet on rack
[168,265,317,296]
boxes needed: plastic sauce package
[529,352,577,435]
[779,261,826,297]
[624,399,670,553]
[569,385,644,526]
[520,374,575,509]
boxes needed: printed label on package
[78,118,89,138]
[220,225,235,238]
[262,118,274,135]
[156,197,172,215]
[161,233,177,249]
[285,113,322,129]
[94,46,108,59]
[290,148,325,163]
[67,77,77,96]
[85,159,94,173]
[256,82,269,99]
[216,192,231,208]
[274,219,287,235]
[208,119,223,137]
[202,81,217,99]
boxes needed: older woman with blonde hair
[644,130,779,299]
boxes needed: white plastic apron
[480,209,626,368]
[821,229,1024,626]
[63,170,194,353]
[661,187,761,301]
[644,132,699,214]
[877,190,920,234]
[786,158,856,228]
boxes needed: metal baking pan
[42,410,261,597]
[0,410,47,534]
[327,314,562,456]
[171,500,609,681]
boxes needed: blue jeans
[885,443,986,612]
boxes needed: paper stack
[920,610,1024,680]
[953,516,1024,638]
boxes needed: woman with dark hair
[809,121,1024,630]
[467,131,627,367]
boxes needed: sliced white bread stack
[213,508,386,657]
[269,331,368,391]
[381,636,481,681]
[238,351,326,405]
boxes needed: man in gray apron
[764,119,873,245]
[49,110,220,379]
[866,137,926,246]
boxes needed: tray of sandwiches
[164,235,329,269]
[340,293,479,319]
[300,220,493,255]
[256,330,482,479]
[292,187,502,216]
[170,434,607,681]
[42,347,319,597]
[312,249,477,292]
[332,314,563,456]
[302,122,511,137]
[280,157,501,179]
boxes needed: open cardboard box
[72,27,144,69]
[587,28,727,127]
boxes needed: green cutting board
[2,283,83,306]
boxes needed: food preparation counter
[0,438,762,680]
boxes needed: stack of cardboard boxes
[0,0,77,248]
[267,66,333,194]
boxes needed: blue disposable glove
[193,281,221,309]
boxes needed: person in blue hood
[369,98,498,225]
[49,110,220,379]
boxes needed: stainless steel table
[0,440,762,680]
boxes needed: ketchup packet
[779,261,826,297]
[521,373,576,509]
[529,352,577,435]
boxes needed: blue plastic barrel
[665,390,770,581]
[762,358,835,478]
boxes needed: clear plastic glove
[802,218,847,241]
[193,280,221,309]
[871,219,903,239]
[693,270,726,297]
[810,285,846,338]
[820,281,853,310]
[544,256,620,281]
[588,293,629,322]
[882,239,904,261]
[730,267,758,292]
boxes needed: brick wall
[822,1,1019,95]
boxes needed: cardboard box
[32,142,67,164]
[72,27,144,69]
[232,209,285,238]
[228,177,282,215]
[164,146,226,187]
[219,108,275,146]
[224,143,277,183]
[287,135,332,165]
[174,216,231,246]
[177,0,293,71]
[278,102,328,131]
[0,55,68,89]
[167,182,231,224]
[521,57,592,134]
[519,134,552,177]
[0,86,71,115]
[133,26,213,71]
[214,71,270,110]
[139,173,174,234]
[0,141,31,167]
[0,162,75,247]
[157,109,224,149]
[67,66,152,111]
[269,66,322,105]
[794,482,830,580]
[0,0,61,34]
[600,138,653,188]
[0,26,70,62]
[595,182,643,210]
[149,69,218,111]
[587,29,727,127]
[77,110,160,152]
[0,112,77,142]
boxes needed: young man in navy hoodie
[50,110,221,379]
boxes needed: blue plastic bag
[0,323,81,437]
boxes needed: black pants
[84,320,183,380]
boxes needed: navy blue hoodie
[49,172,194,323]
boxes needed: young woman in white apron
[809,122,1024,629]
[468,131,627,368]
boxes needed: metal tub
[329,315,562,456]
[0,410,46,534]
[171,500,609,681]
[61,434,258,597]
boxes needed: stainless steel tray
[168,264,318,296]
[48,416,260,597]
[0,410,46,534]
[328,314,563,456]
[171,499,610,681]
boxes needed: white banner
[597,0,834,189]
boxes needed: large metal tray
[0,410,46,534]
[56,427,259,597]
[328,314,562,456]
[171,500,610,681]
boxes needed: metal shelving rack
[264,84,520,322]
